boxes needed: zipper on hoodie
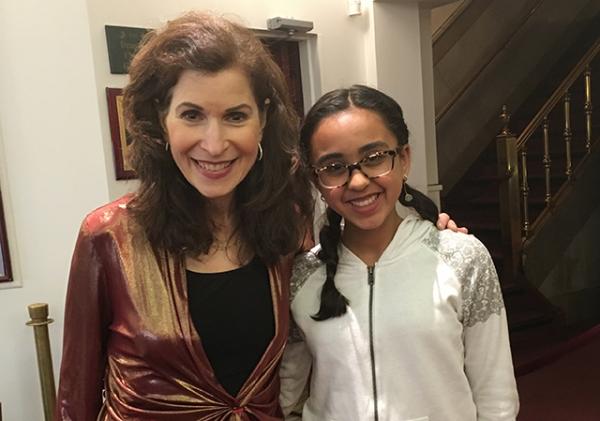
[368,265,379,421]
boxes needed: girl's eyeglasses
[312,148,401,189]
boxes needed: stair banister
[513,38,599,237]
[516,38,600,150]
[496,106,523,285]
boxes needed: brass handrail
[26,303,56,421]
[436,0,545,122]
[516,38,600,149]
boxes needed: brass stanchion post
[26,303,56,421]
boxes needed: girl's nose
[346,168,370,190]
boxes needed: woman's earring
[320,194,326,202]
[402,175,413,203]
[257,143,263,161]
[165,141,170,152]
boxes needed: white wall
[0,0,110,419]
[0,0,439,419]
[364,1,442,205]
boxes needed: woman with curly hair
[55,12,312,420]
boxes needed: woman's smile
[192,158,237,179]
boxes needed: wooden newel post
[496,106,522,285]
[26,303,56,421]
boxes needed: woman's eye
[180,109,202,121]
[226,111,249,123]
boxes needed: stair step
[501,280,522,294]
[510,320,600,376]
[504,287,559,333]
[510,321,563,371]
[508,310,554,332]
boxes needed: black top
[186,257,275,397]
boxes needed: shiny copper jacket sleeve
[55,219,112,420]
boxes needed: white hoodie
[280,214,519,421]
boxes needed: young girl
[280,85,519,421]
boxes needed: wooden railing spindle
[520,146,530,237]
[584,65,593,153]
[563,91,573,179]
[542,116,552,205]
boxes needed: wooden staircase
[441,34,600,369]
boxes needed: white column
[362,0,445,208]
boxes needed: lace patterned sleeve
[459,238,504,327]
[423,228,504,326]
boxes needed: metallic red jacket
[55,196,292,420]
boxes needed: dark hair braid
[311,207,350,321]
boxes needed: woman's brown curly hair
[123,12,312,263]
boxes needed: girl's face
[309,107,410,234]
[163,67,264,209]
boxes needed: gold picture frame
[106,87,136,179]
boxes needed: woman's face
[310,107,410,235]
[163,67,264,209]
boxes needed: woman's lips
[193,158,235,179]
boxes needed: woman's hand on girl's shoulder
[436,212,468,234]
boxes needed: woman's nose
[200,119,228,156]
